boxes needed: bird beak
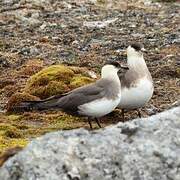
[119,62,129,70]
[120,64,129,70]
[141,48,147,53]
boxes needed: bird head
[127,43,147,58]
[103,60,129,73]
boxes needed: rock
[83,18,118,29]
[145,104,159,115]
[0,57,10,68]
[0,107,180,179]
[24,0,52,8]
[171,100,180,108]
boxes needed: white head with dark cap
[126,43,147,69]
[101,61,128,79]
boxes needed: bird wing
[17,80,107,113]
[56,80,106,112]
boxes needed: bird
[118,43,154,120]
[13,61,129,129]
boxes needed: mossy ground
[0,110,121,154]
[0,64,97,154]
[0,115,28,154]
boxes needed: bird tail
[12,101,43,112]
[10,94,64,112]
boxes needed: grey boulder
[0,107,180,180]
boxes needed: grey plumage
[119,67,152,89]
[18,78,119,114]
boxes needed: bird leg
[95,118,102,128]
[121,109,125,122]
[136,109,141,118]
[87,118,93,129]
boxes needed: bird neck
[127,54,148,72]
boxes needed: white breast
[118,78,153,109]
[78,93,121,118]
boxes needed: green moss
[0,122,28,153]
[24,65,94,99]
[24,65,74,99]
[31,81,69,98]
[0,110,95,153]
[4,128,23,138]
[26,65,74,86]
[70,76,94,89]
[97,0,106,4]
[0,124,23,138]
[0,124,14,131]
[8,115,21,121]
[0,136,28,154]
[50,114,84,129]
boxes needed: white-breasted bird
[13,61,129,129]
[118,43,154,119]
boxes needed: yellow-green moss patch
[4,128,23,138]
[0,123,23,138]
[0,136,28,154]
[24,65,95,99]
[26,65,74,86]
[0,121,28,154]
[7,115,21,121]
[69,76,94,89]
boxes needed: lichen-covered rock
[0,107,179,180]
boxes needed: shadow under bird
[13,61,129,129]
[118,43,154,119]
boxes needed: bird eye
[105,60,120,67]
[112,62,121,68]
[114,62,119,67]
